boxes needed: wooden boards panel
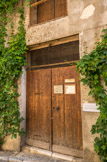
[30,0,67,25]
[26,69,51,148]
[52,145,83,158]
[26,66,83,156]
[55,0,67,18]
[26,139,50,150]
[52,66,83,153]
[37,0,53,23]
[52,67,65,146]
[31,41,79,66]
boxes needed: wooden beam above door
[31,0,48,7]
[28,34,79,51]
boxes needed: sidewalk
[0,150,83,162]
[0,151,66,162]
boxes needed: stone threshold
[22,145,83,162]
[0,146,83,162]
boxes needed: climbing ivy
[0,0,30,147]
[77,29,107,161]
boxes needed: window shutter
[30,0,37,25]
[37,0,54,23]
[30,6,37,25]
[30,0,67,25]
[55,0,67,18]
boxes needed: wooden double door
[26,66,83,157]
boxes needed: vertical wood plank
[30,0,37,25]
[55,0,67,18]
[37,0,54,23]
[52,67,65,146]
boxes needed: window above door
[27,39,79,69]
[30,0,67,26]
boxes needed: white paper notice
[65,85,76,94]
[54,85,63,94]
[65,79,75,83]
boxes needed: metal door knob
[56,107,60,111]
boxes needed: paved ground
[0,151,70,162]
[0,147,83,162]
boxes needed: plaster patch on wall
[80,5,95,19]
[103,0,107,8]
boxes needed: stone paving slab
[0,151,83,162]
[0,151,12,161]
[22,146,83,162]
[0,151,68,162]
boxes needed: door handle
[53,107,60,111]
[35,93,42,95]
[56,106,60,111]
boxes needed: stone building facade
[2,0,107,162]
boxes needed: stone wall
[24,0,107,45]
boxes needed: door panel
[52,67,65,146]
[26,66,83,157]
[52,66,83,156]
[64,66,82,150]
[26,69,51,149]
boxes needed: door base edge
[22,145,83,162]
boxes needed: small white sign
[65,85,76,94]
[83,103,100,112]
[65,79,75,83]
[54,85,63,94]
